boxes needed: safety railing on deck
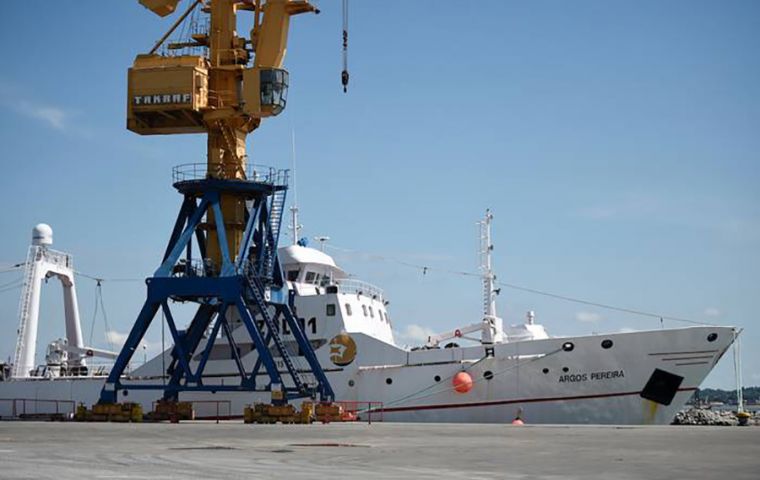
[0,398,76,420]
[190,400,233,423]
[330,279,385,303]
[172,163,289,187]
[150,400,233,424]
[33,247,73,270]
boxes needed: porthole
[483,371,494,380]
[434,375,441,382]
[562,342,574,352]
[707,333,718,342]
[122,390,129,397]
[542,368,549,374]
[386,378,393,385]
[348,379,355,387]
[601,339,613,349]
[562,367,569,373]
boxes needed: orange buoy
[452,371,473,393]
[511,418,525,426]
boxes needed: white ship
[0,217,737,424]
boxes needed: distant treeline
[687,387,760,405]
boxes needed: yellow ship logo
[329,333,357,367]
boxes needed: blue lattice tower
[99,164,334,405]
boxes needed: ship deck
[0,421,757,479]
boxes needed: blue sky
[0,1,757,390]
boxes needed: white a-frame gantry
[11,224,85,378]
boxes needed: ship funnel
[32,223,53,246]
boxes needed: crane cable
[324,244,716,327]
[88,280,115,351]
[0,277,23,293]
[341,0,349,92]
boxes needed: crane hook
[341,0,349,93]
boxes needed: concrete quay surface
[0,422,758,480]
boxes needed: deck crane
[99,0,335,409]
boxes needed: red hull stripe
[377,387,698,413]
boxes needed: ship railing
[171,258,212,278]
[0,398,76,420]
[34,247,73,269]
[151,399,233,424]
[329,278,385,303]
[27,363,114,379]
[172,162,289,187]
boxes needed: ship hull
[0,326,735,425]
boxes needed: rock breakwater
[672,408,759,426]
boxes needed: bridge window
[287,270,300,281]
[326,304,336,316]
[362,305,368,317]
[305,271,316,283]
[378,310,384,322]
[368,306,374,318]
[345,303,352,316]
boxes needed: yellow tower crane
[127,0,317,271]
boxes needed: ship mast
[479,209,497,319]
[290,205,302,245]
[478,209,504,344]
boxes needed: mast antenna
[479,209,497,319]
[289,129,302,245]
[478,209,505,344]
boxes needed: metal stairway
[243,273,305,393]
[260,189,286,280]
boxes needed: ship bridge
[279,245,394,345]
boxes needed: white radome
[32,223,53,246]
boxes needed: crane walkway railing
[172,163,289,186]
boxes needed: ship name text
[558,370,625,383]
